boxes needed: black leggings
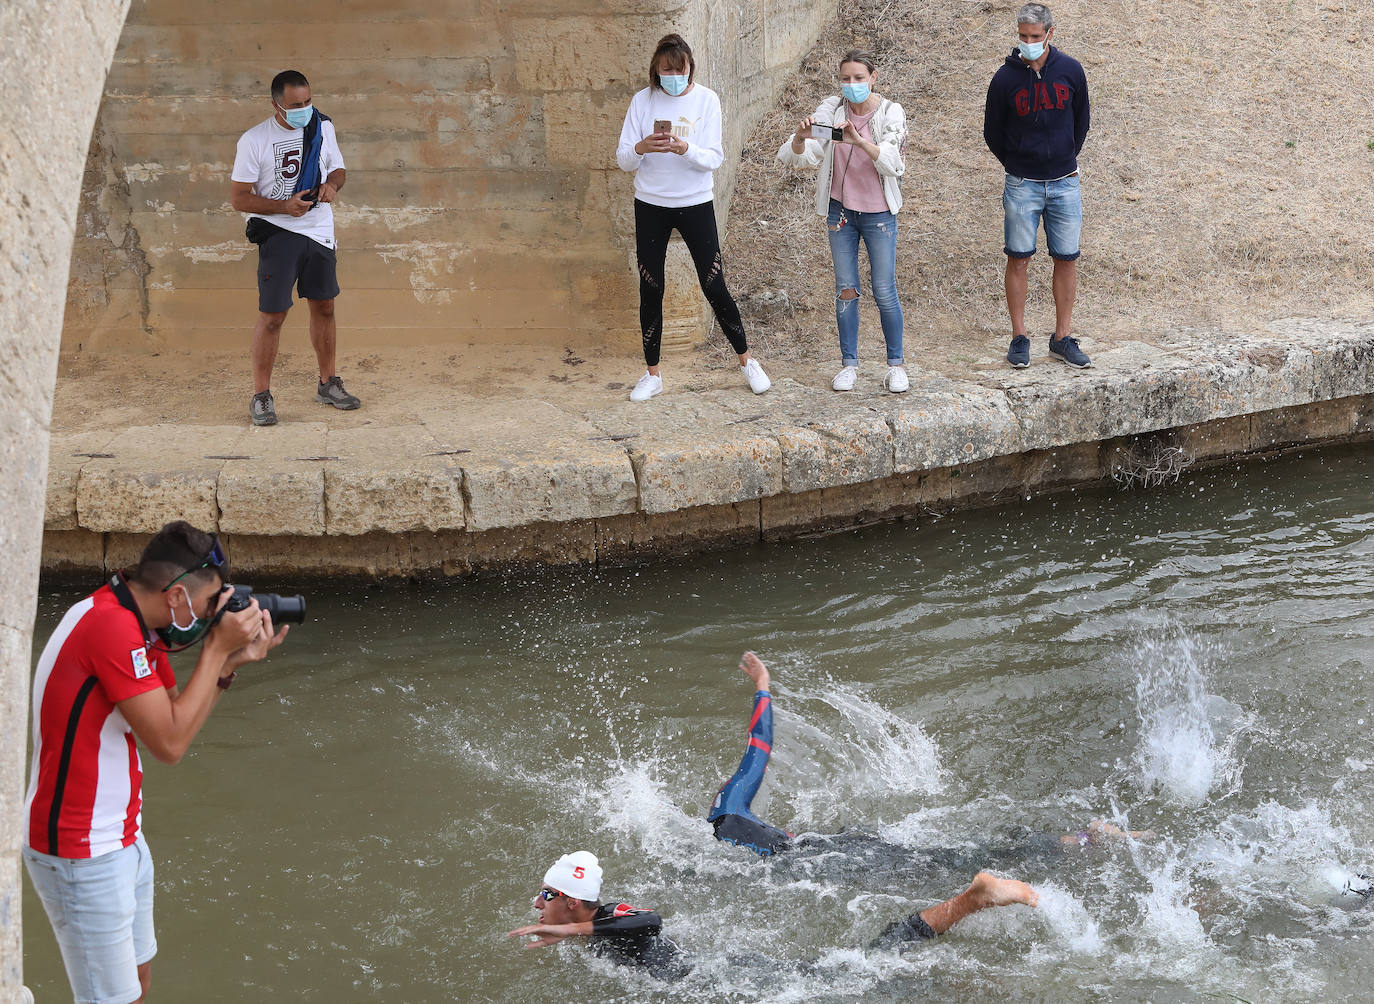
[634,198,749,367]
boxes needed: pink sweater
[829,107,888,213]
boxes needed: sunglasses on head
[162,536,228,592]
[537,888,565,902]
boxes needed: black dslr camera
[220,584,307,624]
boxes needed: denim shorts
[24,835,156,1004]
[1003,173,1082,261]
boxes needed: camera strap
[108,572,157,649]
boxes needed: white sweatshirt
[616,84,724,208]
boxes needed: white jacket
[776,95,908,216]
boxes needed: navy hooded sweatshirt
[983,46,1090,180]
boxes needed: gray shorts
[257,229,339,313]
[24,834,157,1004]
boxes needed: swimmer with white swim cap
[506,851,686,977]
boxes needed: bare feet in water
[740,651,770,692]
[969,870,1040,910]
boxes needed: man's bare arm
[230,180,312,217]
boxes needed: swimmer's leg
[917,871,1039,936]
[709,653,775,820]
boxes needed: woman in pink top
[778,51,910,393]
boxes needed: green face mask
[155,586,211,647]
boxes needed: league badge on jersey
[130,647,152,680]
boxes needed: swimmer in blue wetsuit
[707,652,1160,943]
[707,652,793,856]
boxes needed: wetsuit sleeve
[592,904,663,939]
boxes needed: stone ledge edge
[41,395,1374,577]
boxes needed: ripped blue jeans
[825,198,904,367]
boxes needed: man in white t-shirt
[230,69,360,426]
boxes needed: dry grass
[713,0,1374,369]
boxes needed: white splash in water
[1133,847,1208,949]
[1190,799,1368,902]
[592,760,710,861]
[1132,630,1218,805]
[1035,883,1104,954]
[779,682,944,827]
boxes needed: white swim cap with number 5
[543,851,602,901]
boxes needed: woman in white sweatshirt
[616,33,771,402]
[778,50,910,393]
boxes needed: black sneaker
[1048,334,1091,368]
[1007,335,1031,368]
[317,375,361,410]
[250,390,277,426]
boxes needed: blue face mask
[660,74,689,96]
[841,81,871,104]
[278,103,314,129]
[1018,40,1046,61]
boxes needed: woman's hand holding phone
[636,131,674,156]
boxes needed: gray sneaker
[317,375,361,410]
[250,390,277,426]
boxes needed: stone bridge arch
[0,0,829,988]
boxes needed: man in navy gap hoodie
[983,4,1092,370]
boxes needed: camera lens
[255,593,307,625]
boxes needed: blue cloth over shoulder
[294,108,333,200]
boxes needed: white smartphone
[811,123,843,142]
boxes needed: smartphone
[654,119,672,135]
[811,123,843,142]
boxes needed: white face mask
[1018,39,1046,61]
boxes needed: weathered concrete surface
[219,424,328,537]
[424,401,637,531]
[78,425,249,533]
[39,321,1374,578]
[1,0,135,991]
[323,426,464,534]
[62,0,833,354]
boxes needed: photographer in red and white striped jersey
[22,521,288,1004]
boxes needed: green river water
[22,444,1374,1002]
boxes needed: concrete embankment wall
[63,0,831,354]
[40,322,1374,577]
[2,0,135,993]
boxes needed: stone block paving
[41,320,1374,574]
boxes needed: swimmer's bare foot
[969,870,1039,909]
[740,651,770,692]
[917,870,1038,935]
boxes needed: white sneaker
[832,365,857,391]
[884,365,910,393]
[629,371,662,402]
[741,358,771,394]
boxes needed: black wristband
[216,672,236,691]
